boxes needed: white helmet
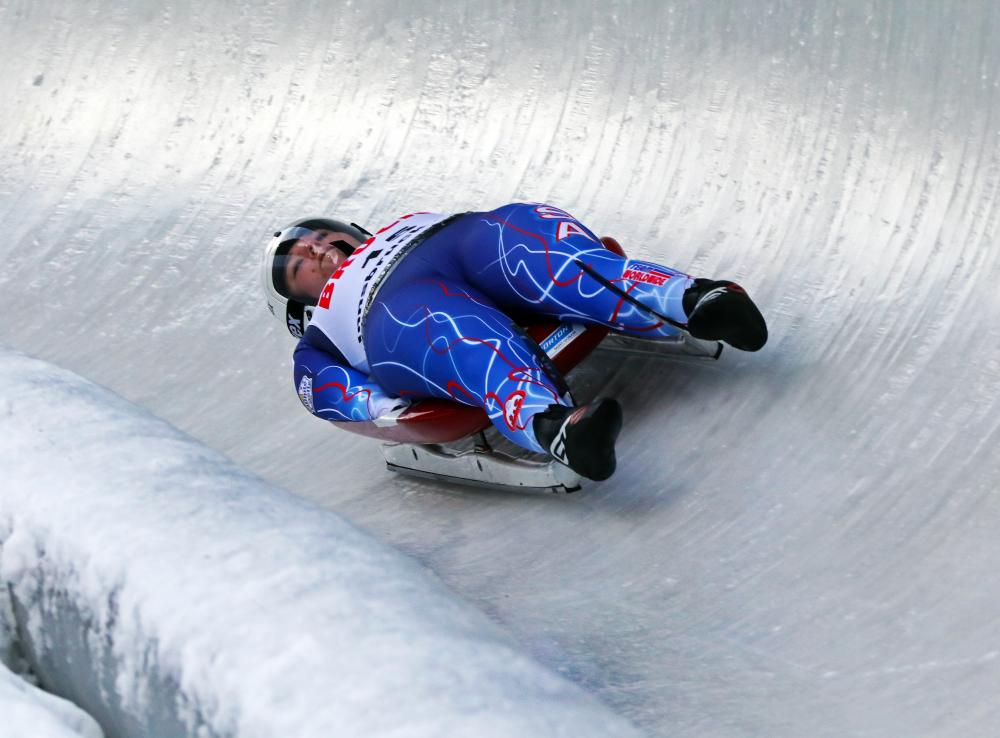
[261,217,370,338]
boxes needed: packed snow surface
[0,349,639,737]
[2,0,1000,735]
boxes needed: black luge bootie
[532,398,623,481]
[683,279,768,351]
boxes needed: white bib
[306,212,450,372]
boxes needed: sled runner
[330,237,722,493]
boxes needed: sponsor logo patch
[550,426,569,463]
[623,261,672,287]
[539,323,587,357]
[696,286,728,308]
[503,390,527,430]
[297,375,315,413]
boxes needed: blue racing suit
[293,203,695,452]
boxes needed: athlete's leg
[363,277,569,453]
[445,203,766,350]
[443,203,688,337]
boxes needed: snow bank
[0,349,639,738]
[1,583,103,738]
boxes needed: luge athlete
[262,203,767,481]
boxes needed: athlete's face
[284,230,362,302]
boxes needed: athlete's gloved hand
[369,392,412,426]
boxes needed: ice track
[2,1,999,735]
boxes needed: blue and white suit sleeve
[292,337,407,423]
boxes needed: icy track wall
[0,350,641,738]
[2,0,1000,736]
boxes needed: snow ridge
[0,349,639,738]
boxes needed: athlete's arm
[292,338,409,423]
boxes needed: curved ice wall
[2,1,999,735]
